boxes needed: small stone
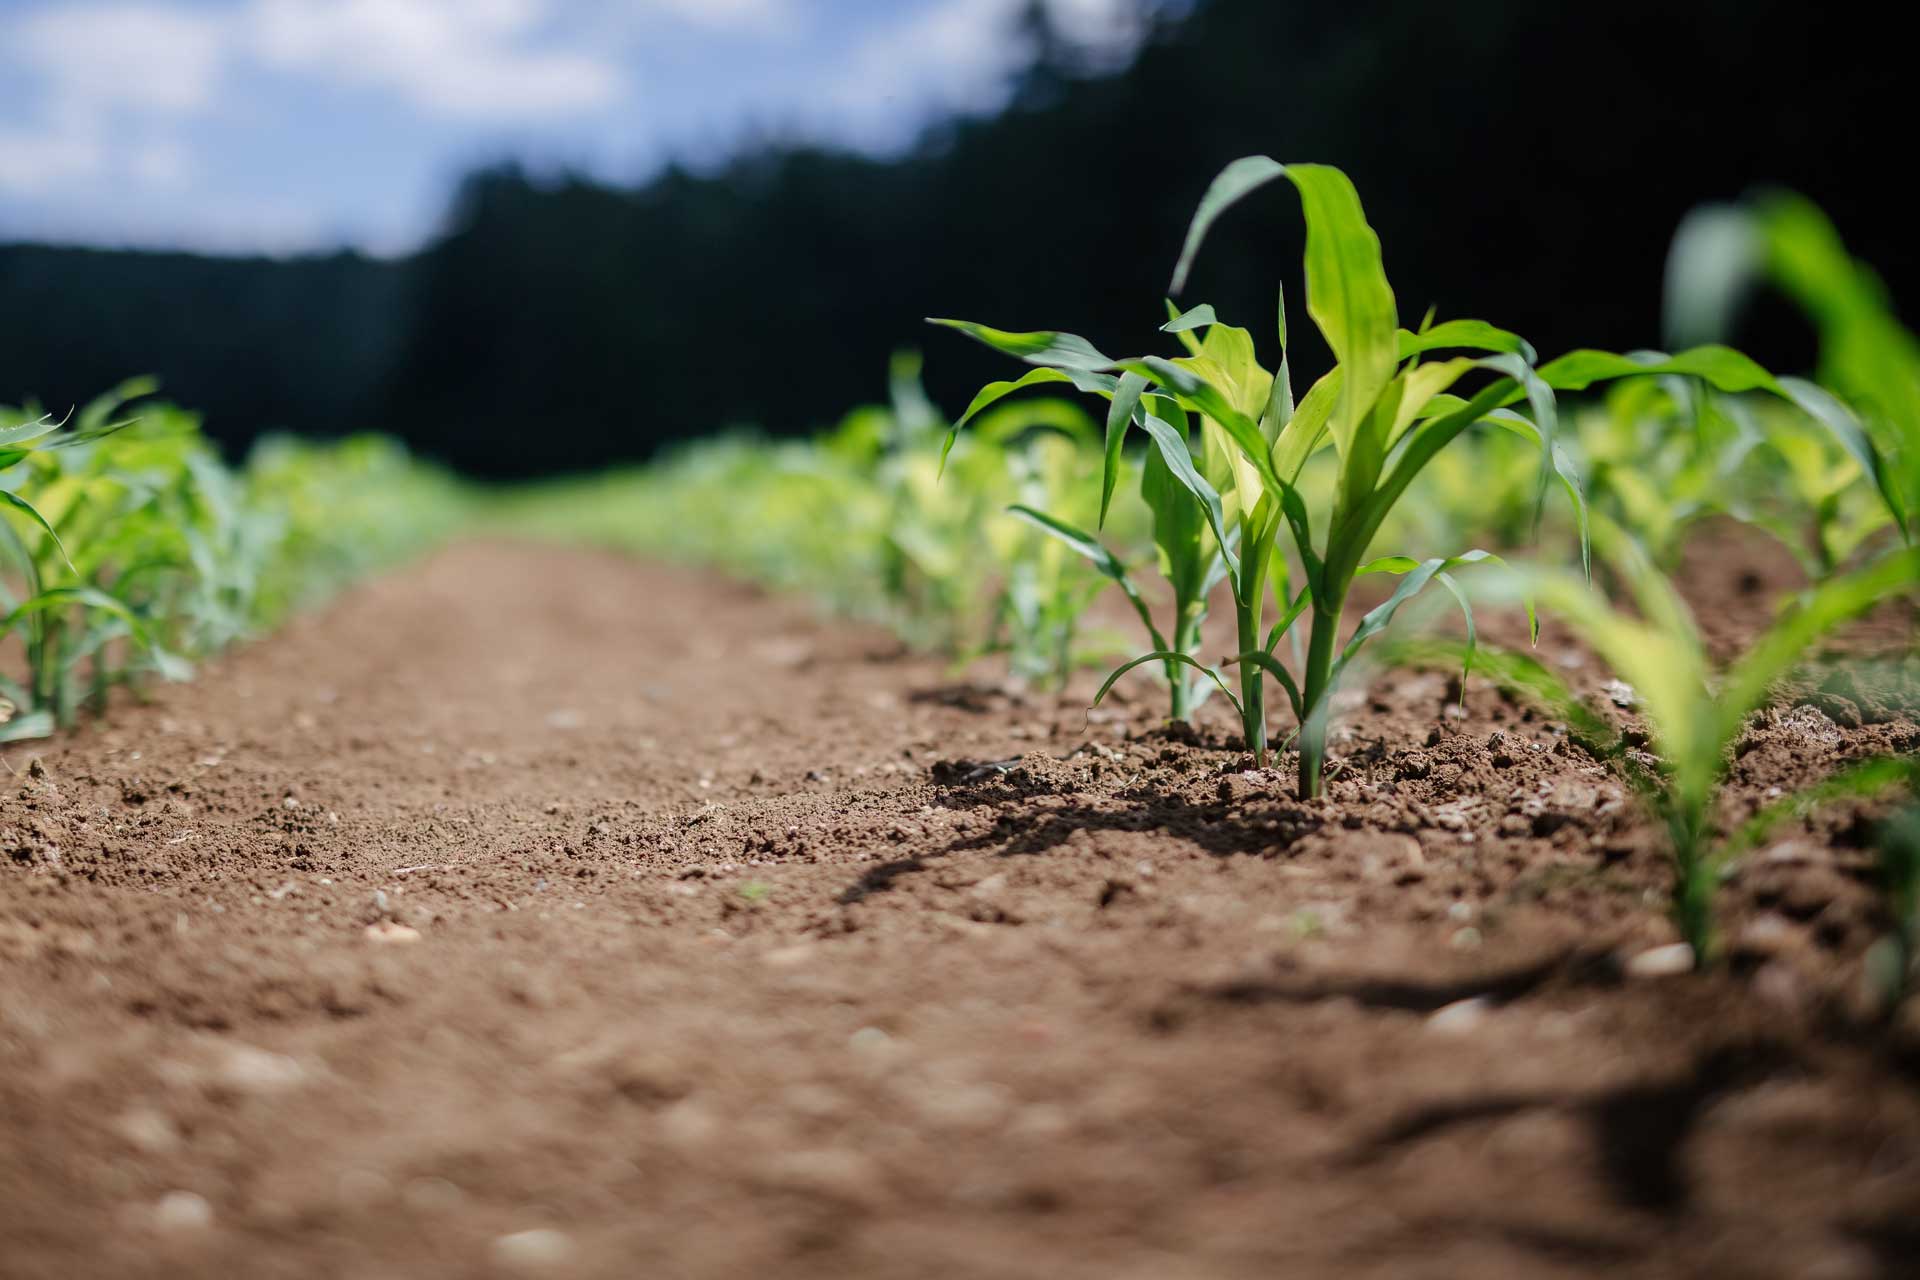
[115,1107,181,1154]
[152,1190,213,1232]
[491,1228,574,1272]
[1449,926,1482,951]
[1625,942,1695,978]
[215,1043,307,1094]
[364,921,421,945]
[762,942,816,969]
[1426,996,1492,1034]
[848,1026,897,1060]
[1603,679,1637,709]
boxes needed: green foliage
[1449,524,1920,964]
[1,384,462,742]
[1668,193,1917,544]
[937,159,1848,800]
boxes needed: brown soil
[3,538,1918,1280]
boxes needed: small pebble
[491,1228,574,1272]
[1426,996,1492,1034]
[152,1190,213,1233]
[1625,942,1695,978]
[365,922,421,945]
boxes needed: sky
[0,0,1152,256]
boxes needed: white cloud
[248,0,624,121]
[815,0,1150,144]
[639,0,798,33]
[0,122,106,195]
[11,3,227,117]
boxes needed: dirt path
[3,542,1917,1279]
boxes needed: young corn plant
[936,158,1851,799]
[1668,192,1917,548]
[999,420,1232,723]
[1441,522,1920,965]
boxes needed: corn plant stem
[1233,529,1272,763]
[1236,601,1266,764]
[1668,808,1715,963]
[1296,598,1345,800]
[1168,608,1202,722]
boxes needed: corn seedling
[1435,522,1920,965]
[3,383,461,743]
[936,159,1863,800]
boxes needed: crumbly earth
[2,538,1917,1280]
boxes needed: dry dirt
[3,539,1918,1279]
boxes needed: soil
[3,535,1918,1279]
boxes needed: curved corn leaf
[926,319,1112,371]
[1170,156,1291,294]
[0,488,76,575]
[1162,303,1219,335]
[1137,410,1239,579]
[1398,321,1537,364]
[1228,649,1305,721]
[1093,650,1243,720]
[1006,504,1169,653]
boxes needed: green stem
[1296,598,1345,800]
[1235,594,1265,764]
[1168,604,1202,723]
[1669,809,1715,964]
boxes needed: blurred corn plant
[1870,805,1920,1007]
[1423,522,1920,965]
[2,381,462,743]
[495,355,1122,683]
[1668,193,1916,549]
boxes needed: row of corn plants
[2,381,464,742]
[485,161,1913,985]
[925,159,1915,978]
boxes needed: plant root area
[4,541,1919,1279]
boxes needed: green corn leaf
[1118,356,1280,500]
[1433,570,1477,694]
[1344,547,1517,666]
[0,489,76,575]
[1228,649,1305,720]
[938,365,1117,472]
[1169,156,1290,294]
[926,318,1113,372]
[1288,164,1398,464]
[1137,410,1239,579]
[1005,503,1168,649]
[1398,321,1537,364]
[0,415,61,448]
[0,709,57,744]
[1162,303,1219,336]
[1166,159,1397,469]
[1264,584,1312,654]
[1101,372,1150,528]
[1093,650,1243,720]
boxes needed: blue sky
[0,0,1150,255]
